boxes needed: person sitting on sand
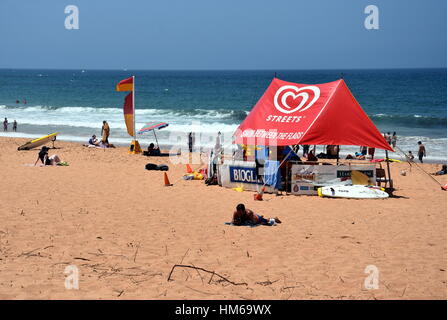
[406,151,415,162]
[232,203,281,226]
[144,143,161,156]
[88,135,99,146]
[326,145,339,159]
[34,146,62,166]
[306,149,318,162]
[360,146,367,156]
[432,164,447,176]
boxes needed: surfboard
[17,132,59,150]
[370,158,401,163]
[317,185,389,199]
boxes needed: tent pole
[336,146,339,165]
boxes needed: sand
[0,137,446,300]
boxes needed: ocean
[1,69,446,161]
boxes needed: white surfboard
[318,185,389,199]
[18,132,59,150]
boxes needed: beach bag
[145,163,169,171]
[145,163,159,170]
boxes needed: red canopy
[234,78,392,151]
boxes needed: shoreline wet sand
[0,137,446,299]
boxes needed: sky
[0,0,446,70]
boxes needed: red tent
[234,78,392,151]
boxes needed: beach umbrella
[138,122,169,149]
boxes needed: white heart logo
[274,85,320,114]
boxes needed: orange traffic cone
[164,172,173,186]
[442,183,447,191]
[186,164,193,173]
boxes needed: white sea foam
[1,104,446,160]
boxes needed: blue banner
[229,166,259,184]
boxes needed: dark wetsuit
[39,150,51,165]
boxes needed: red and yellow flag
[116,76,134,91]
[123,92,134,137]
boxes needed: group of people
[3,118,17,132]
[405,142,427,163]
[350,145,376,160]
[384,132,398,149]
[85,121,115,148]
[383,132,427,163]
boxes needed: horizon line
[1,67,447,72]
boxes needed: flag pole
[133,75,136,141]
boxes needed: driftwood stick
[256,279,279,286]
[133,244,140,263]
[208,272,215,284]
[87,252,127,258]
[167,264,247,286]
[179,248,190,264]
[74,257,91,261]
[191,263,204,285]
[18,245,54,257]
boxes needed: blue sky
[1,0,446,70]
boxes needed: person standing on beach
[302,145,310,157]
[101,121,110,145]
[188,132,194,153]
[417,141,426,163]
[12,120,17,132]
[3,118,8,131]
[214,131,222,155]
[368,147,376,160]
[391,132,397,149]
[384,132,391,145]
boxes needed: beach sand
[0,137,446,300]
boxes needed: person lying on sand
[34,146,62,166]
[98,141,115,148]
[432,164,447,176]
[232,203,281,226]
